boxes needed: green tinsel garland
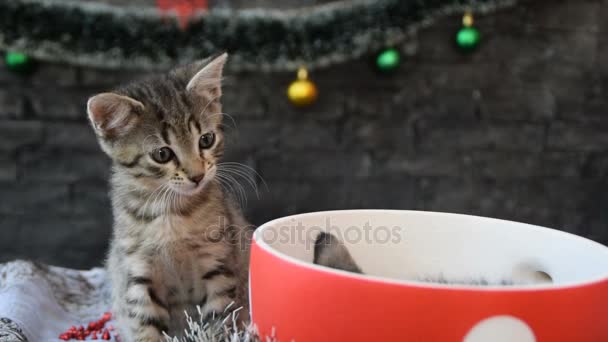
[0,0,515,71]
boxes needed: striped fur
[87,54,252,342]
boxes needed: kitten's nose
[189,173,205,184]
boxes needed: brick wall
[1,0,607,268]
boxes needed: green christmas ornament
[4,52,31,72]
[456,12,480,51]
[456,26,480,50]
[375,48,400,71]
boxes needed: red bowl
[249,210,608,342]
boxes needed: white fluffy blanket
[0,260,113,341]
[0,261,259,342]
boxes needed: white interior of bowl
[254,210,608,289]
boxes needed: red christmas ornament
[156,0,208,29]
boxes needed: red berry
[59,333,69,340]
[92,331,98,340]
[102,331,111,340]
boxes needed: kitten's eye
[151,147,174,163]
[199,132,215,150]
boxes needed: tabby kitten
[87,54,252,342]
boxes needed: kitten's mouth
[172,167,216,196]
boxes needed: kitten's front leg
[114,271,171,342]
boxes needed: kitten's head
[87,53,227,196]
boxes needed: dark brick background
[1,0,608,268]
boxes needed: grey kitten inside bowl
[249,210,608,341]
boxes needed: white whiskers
[136,182,187,228]
[140,183,169,219]
[213,162,268,209]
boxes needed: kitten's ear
[87,93,144,138]
[313,232,362,274]
[186,53,227,97]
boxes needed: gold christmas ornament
[287,66,318,106]
[462,11,474,27]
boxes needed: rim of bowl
[253,209,608,292]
